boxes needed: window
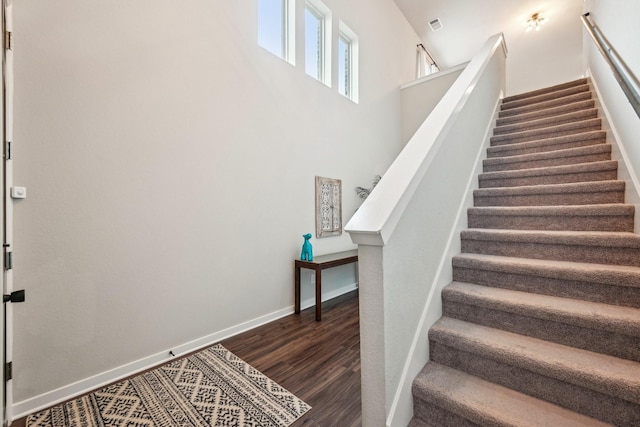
[258,0,295,64]
[338,21,358,102]
[305,0,331,85]
[338,35,351,97]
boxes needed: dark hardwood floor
[12,290,361,426]
[223,290,361,426]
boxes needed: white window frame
[258,0,296,65]
[338,21,358,102]
[304,0,332,86]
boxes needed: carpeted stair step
[467,204,634,232]
[500,83,591,111]
[486,130,606,158]
[429,318,640,426]
[496,99,596,127]
[411,362,608,427]
[502,78,589,104]
[452,253,640,309]
[483,143,611,172]
[442,281,640,361]
[490,118,602,146]
[407,417,435,427]
[461,228,640,267]
[478,160,617,188]
[493,108,598,136]
[412,78,639,427]
[499,91,593,118]
[473,180,625,207]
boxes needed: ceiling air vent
[428,18,443,32]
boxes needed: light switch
[10,186,27,199]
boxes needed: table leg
[294,264,301,314]
[315,267,322,321]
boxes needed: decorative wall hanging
[315,176,342,238]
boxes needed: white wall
[394,0,585,97]
[583,0,640,225]
[506,0,584,95]
[400,64,466,144]
[11,0,420,411]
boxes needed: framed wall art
[315,176,342,238]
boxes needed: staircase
[409,78,640,426]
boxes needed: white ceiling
[394,0,585,69]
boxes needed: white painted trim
[300,282,358,310]
[285,0,296,66]
[304,0,332,87]
[338,20,359,103]
[12,306,290,419]
[400,62,468,90]
[385,97,502,427]
[3,2,14,423]
[11,281,359,421]
[345,33,506,247]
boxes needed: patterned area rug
[27,344,311,427]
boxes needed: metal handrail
[581,12,640,118]
[417,43,439,71]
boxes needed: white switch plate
[10,186,27,199]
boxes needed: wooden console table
[294,249,358,321]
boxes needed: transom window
[257,1,358,100]
[338,21,358,102]
[305,0,331,86]
[258,0,295,64]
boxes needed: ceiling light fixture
[525,12,547,32]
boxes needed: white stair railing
[345,33,507,427]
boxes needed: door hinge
[3,289,25,303]
[4,362,11,381]
[4,140,11,160]
[4,31,12,50]
[4,251,11,270]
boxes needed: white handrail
[347,33,508,426]
[345,33,507,246]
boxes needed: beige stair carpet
[410,78,640,426]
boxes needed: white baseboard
[10,306,286,419]
[300,282,358,311]
[11,282,357,421]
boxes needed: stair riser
[408,416,439,427]
[503,79,588,103]
[487,135,606,158]
[452,264,640,309]
[408,419,436,427]
[493,110,598,136]
[413,398,478,427]
[499,92,593,118]
[467,212,634,232]
[442,300,640,362]
[496,100,596,126]
[490,121,602,146]
[413,77,639,427]
[461,239,640,267]
[483,151,611,172]
[429,342,640,427]
[501,85,591,110]
[473,190,624,207]
[479,169,617,188]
